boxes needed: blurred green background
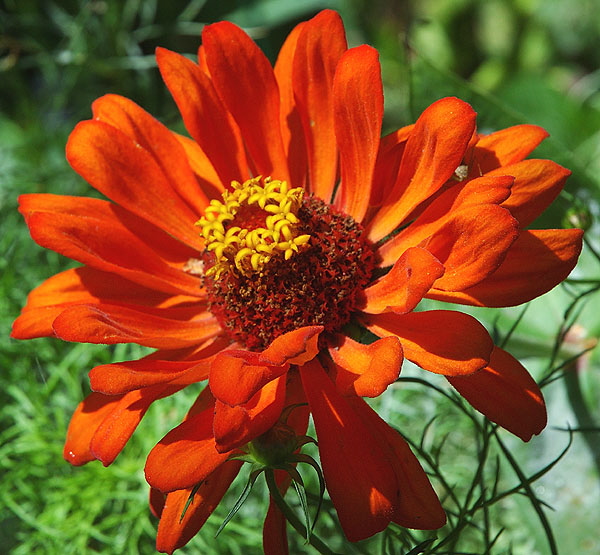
[1,0,599,553]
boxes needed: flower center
[198,177,378,350]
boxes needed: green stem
[493,431,558,555]
[264,470,336,555]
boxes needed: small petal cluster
[12,8,583,554]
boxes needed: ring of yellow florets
[197,177,311,278]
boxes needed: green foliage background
[1,0,599,553]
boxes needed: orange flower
[12,9,583,553]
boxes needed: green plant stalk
[264,469,336,555]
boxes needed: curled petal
[425,205,519,291]
[91,385,179,466]
[149,487,165,519]
[447,347,547,441]
[63,392,125,466]
[329,334,403,397]
[368,97,477,242]
[213,376,287,453]
[145,406,231,493]
[488,159,570,227]
[363,311,493,376]
[427,229,584,307]
[378,175,514,267]
[155,462,243,554]
[362,247,444,314]
[91,359,209,395]
[210,351,288,407]
[260,325,323,366]
[300,360,399,541]
[64,386,176,467]
[210,326,322,406]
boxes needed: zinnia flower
[12,9,583,553]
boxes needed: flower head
[12,8,583,553]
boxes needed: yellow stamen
[197,176,311,278]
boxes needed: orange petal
[20,266,183,308]
[347,396,446,529]
[474,124,548,173]
[259,325,323,366]
[89,338,227,394]
[488,159,570,227]
[172,132,223,196]
[145,405,231,492]
[426,228,584,307]
[90,359,209,395]
[333,45,383,222]
[10,266,199,340]
[209,326,321,406]
[51,304,220,349]
[447,347,547,441]
[329,334,403,397]
[368,97,477,242]
[155,461,243,554]
[263,497,289,555]
[293,9,347,201]
[63,392,125,466]
[18,194,202,296]
[209,350,288,407]
[299,359,399,541]
[378,174,514,267]
[202,21,290,181]
[213,376,287,453]
[363,310,493,376]
[369,124,414,207]
[149,487,165,519]
[90,94,210,217]
[273,20,307,189]
[156,47,249,186]
[66,120,203,250]
[89,385,178,466]
[10,306,65,339]
[362,247,444,314]
[65,387,177,467]
[424,204,519,291]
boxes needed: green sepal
[180,481,204,523]
[291,476,311,543]
[280,402,309,423]
[295,435,318,449]
[227,453,256,464]
[291,453,326,533]
[215,464,264,537]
